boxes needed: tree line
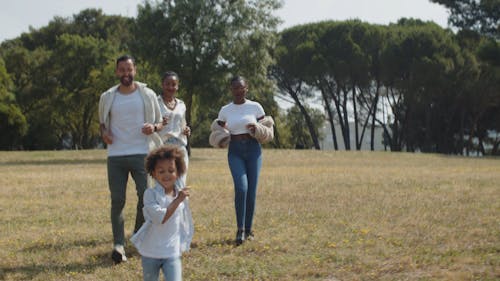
[0,0,498,155]
[273,19,499,155]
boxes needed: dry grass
[0,149,498,281]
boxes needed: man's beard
[120,75,134,87]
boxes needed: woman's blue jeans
[227,139,262,231]
[142,256,182,281]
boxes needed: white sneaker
[111,244,127,264]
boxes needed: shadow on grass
[1,238,138,280]
[197,238,238,248]
[21,238,108,252]
[0,251,116,280]
[188,156,222,162]
[1,237,242,280]
[0,159,106,166]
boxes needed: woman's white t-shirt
[217,100,265,135]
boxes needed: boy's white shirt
[130,180,193,258]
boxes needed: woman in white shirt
[217,76,265,245]
[157,71,191,185]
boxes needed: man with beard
[98,54,164,264]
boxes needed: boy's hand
[178,187,190,201]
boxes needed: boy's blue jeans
[227,139,262,231]
[142,256,182,281]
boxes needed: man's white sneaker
[111,245,127,264]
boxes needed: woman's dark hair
[116,54,135,66]
[230,75,246,85]
[162,71,179,82]
[145,144,186,176]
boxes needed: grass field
[0,149,498,281]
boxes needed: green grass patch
[0,149,498,280]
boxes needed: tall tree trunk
[284,81,321,150]
[370,83,381,151]
[352,83,361,150]
[330,82,347,150]
[341,86,351,150]
[291,97,320,150]
[319,81,338,150]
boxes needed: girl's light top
[158,97,188,146]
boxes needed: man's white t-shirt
[108,90,149,156]
[218,100,265,135]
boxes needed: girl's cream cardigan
[209,116,274,148]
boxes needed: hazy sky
[1,0,449,42]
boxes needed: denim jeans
[164,138,189,186]
[227,139,262,230]
[107,154,147,246]
[142,256,182,281]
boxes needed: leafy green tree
[133,0,281,147]
[284,105,325,149]
[326,21,371,150]
[271,23,324,150]
[50,34,116,148]
[314,21,386,151]
[270,109,294,149]
[356,25,388,151]
[275,21,386,151]
[430,0,499,39]
[12,9,133,51]
[0,57,27,149]
[457,33,500,155]
[381,19,464,153]
[1,45,59,149]
[0,9,132,149]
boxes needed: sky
[0,0,450,42]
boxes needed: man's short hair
[116,54,135,67]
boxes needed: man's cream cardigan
[98,81,163,150]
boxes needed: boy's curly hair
[145,144,186,176]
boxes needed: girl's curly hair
[145,144,186,176]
